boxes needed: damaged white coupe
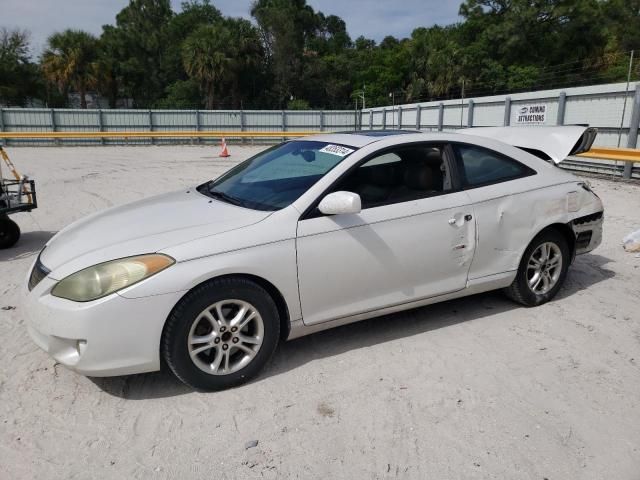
[23,127,603,390]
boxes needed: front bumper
[22,271,186,377]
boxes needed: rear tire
[162,277,280,391]
[0,216,20,249]
[505,228,569,307]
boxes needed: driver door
[296,143,476,326]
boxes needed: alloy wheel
[526,242,563,295]
[187,299,264,375]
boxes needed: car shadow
[90,252,616,400]
[0,230,56,262]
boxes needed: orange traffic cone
[219,138,230,157]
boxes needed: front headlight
[51,254,175,302]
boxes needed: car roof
[298,130,425,148]
[295,126,593,164]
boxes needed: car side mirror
[318,191,362,215]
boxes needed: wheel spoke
[543,244,550,262]
[547,256,560,270]
[200,310,220,332]
[210,346,224,372]
[190,333,216,345]
[234,343,256,358]
[234,310,257,330]
[230,305,248,327]
[190,343,214,357]
[238,334,261,345]
[222,349,231,372]
[532,275,543,292]
[215,303,228,327]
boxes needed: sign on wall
[515,104,547,125]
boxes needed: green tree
[41,29,98,108]
[182,24,234,109]
[163,0,223,89]
[108,0,174,107]
[251,0,319,106]
[0,28,41,106]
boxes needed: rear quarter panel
[465,175,580,281]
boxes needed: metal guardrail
[576,147,640,162]
[0,129,637,178]
[561,158,640,178]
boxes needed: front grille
[28,254,50,291]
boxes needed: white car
[23,127,603,390]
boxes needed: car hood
[41,189,271,276]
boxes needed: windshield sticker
[319,144,355,157]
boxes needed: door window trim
[299,141,464,220]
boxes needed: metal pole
[50,108,58,146]
[148,109,154,145]
[98,109,105,145]
[0,107,4,146]
[354,97,358,130]
[369,110,373,130]
[320,110,325,132]
[239,109,246,145]
[618,50,634,148]
[382,108,387,129]
[437,103,444,131]
[467,100,474,128]
[504,97,512,126]
[281,110,286,142]
[415,105,421,130]
[195,110,200,145]
[557,92,567,126]
[392,94,395,129]
[397,106,402,130]
[624,84,640,179]
[459,79,465,128]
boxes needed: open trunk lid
[458,126,598,164]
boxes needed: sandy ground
[1,145,639,480]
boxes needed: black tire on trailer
[0,216,20,249]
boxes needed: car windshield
[198,140,357,211]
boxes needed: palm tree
[41,30,98,108]
[182,25,233,110]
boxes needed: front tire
[0,216,20,249]
[505,228,570,307]
[162,277,280,391]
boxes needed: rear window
[455,144,534,187]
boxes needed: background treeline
[1,0,639,110]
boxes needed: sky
[1,0,461,58]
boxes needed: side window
[455,144,534,187]
[334,144,453,209]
